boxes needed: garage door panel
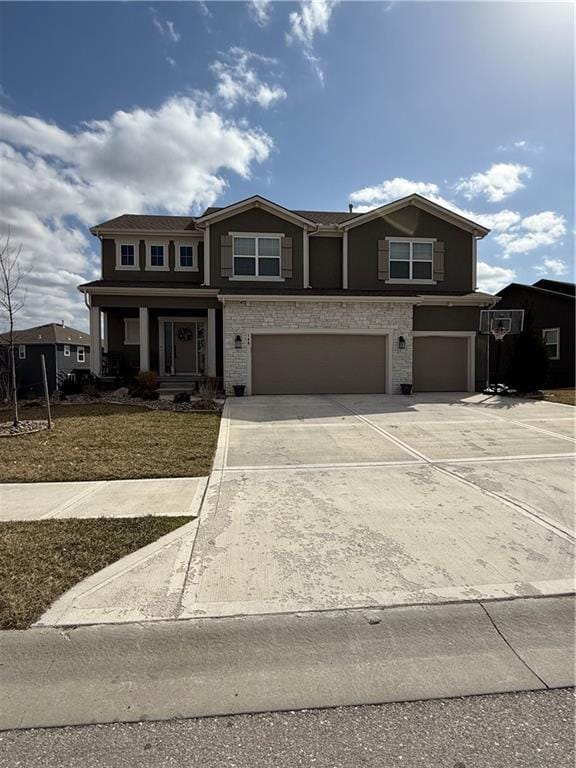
[413,336,469,392]
[251,334,387,395]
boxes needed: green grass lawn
[0,516,191,629]
[0,403,221,482]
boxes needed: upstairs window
[389,240,434,281]
[18,344,26,359]
[542,328,560,359]
[149,244,165,269]
[233,235,281,278]
[77,346,85,363]
[176,244,196,271]
[116,242,139,270]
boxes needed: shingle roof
[497,282,575,302]
[0,323,90,345]
[200,206,362,226]
[91,214,198,232]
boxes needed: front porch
[87,292,222,386]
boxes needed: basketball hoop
[479,309,524,395]
[491,319,511,342]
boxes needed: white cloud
[474,209,521,232]
[495,211,567,257]
[211,48,287,109]
[166,57,176,68]
[497,139,543,154]
[534,257,568,277]
[249,0,272,27]
[454,163,531,202]
[477,262,515,294]
[0,97,273,330]
[287,1,339,84]
[197,1,212,17]
[150,9,181,43]
[349,177,440,209]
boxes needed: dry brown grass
[0,403,220,482]
[0,516,190,629]
[541,389,575,406]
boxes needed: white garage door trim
[412,331,476,392]
[247,328,393,396]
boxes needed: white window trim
[63,344,71,357]
[542,327,560,360]
[77,346,85,363]
[18,344,26,359]
[230,232,284,281]
[116,241,140,271]
[175,241,198,272]
[386,237,436,283]
[146,240,170,271]
[124,318,140,345]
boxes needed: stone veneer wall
[222,300,414,395]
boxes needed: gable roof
[497,282,575,302]
[195,195,319,228]
[532,278,575,297]
[0,323,90,345]
[337,194,491,236]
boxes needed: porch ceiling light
[235,335,242,350]
[398,335,406,350]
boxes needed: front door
[174,322,198,374]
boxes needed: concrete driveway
[180,393,575,618]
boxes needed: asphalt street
[1,689,573,768]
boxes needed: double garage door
[250,333,470,395]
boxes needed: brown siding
[92,295,219,309]
[209,209,304,289]
[102,238,204,284]
[413,306,481,331]
[347,207,474,293]
[309,237,342,289]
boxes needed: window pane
[120,245,135,266]
[390,261,410,279]
[151,245,164,266]
[543,329,558,344]
[259,257,280,276]
[258,238,280,257]
[413,242,433,260]
[390,242,410,260]
[413,261,433,279]
[234,256,256,275]
[180,246,194,267]
[234,237,256,256]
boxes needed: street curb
[1,594,573,731]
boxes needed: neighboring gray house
[80,193,498,395]
[0,323,91,396]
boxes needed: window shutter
[377,240,389,281]
[281,236,293,278]
[221,235,233,277]
[433,241,445,281]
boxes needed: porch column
[207,308,216,377]
[139,306,150,372]
[342,230,349,289]
[89,305,102,376]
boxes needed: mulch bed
[0,420,48,438]
[56,393,224,413]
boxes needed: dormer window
[389,239,434,281]
[116,241,139,271]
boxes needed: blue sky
[0,0,573,329]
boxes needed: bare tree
[0,233,30,426]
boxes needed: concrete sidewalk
[1,595,574,730]
[0,477,208,521]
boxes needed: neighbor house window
[389,239,434,281]
[176,244,196,271]
[77,346,85,363]
[542,328,560,359]
[232,235,281,278]
[147,243,168,270]
[18,344,26,359]
[116,242,139,270]
[124,318,140,345]
[63,344,71,357]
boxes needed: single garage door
[413,335,469,392]
[251,334,387,395]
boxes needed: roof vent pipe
[348,204,353,213]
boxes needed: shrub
[129,371,159,400]
[198,377,218,401]
[173,391,191,404]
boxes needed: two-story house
[79,193,497,395]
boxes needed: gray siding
[309,237,342,289]
[102,238,204,284]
